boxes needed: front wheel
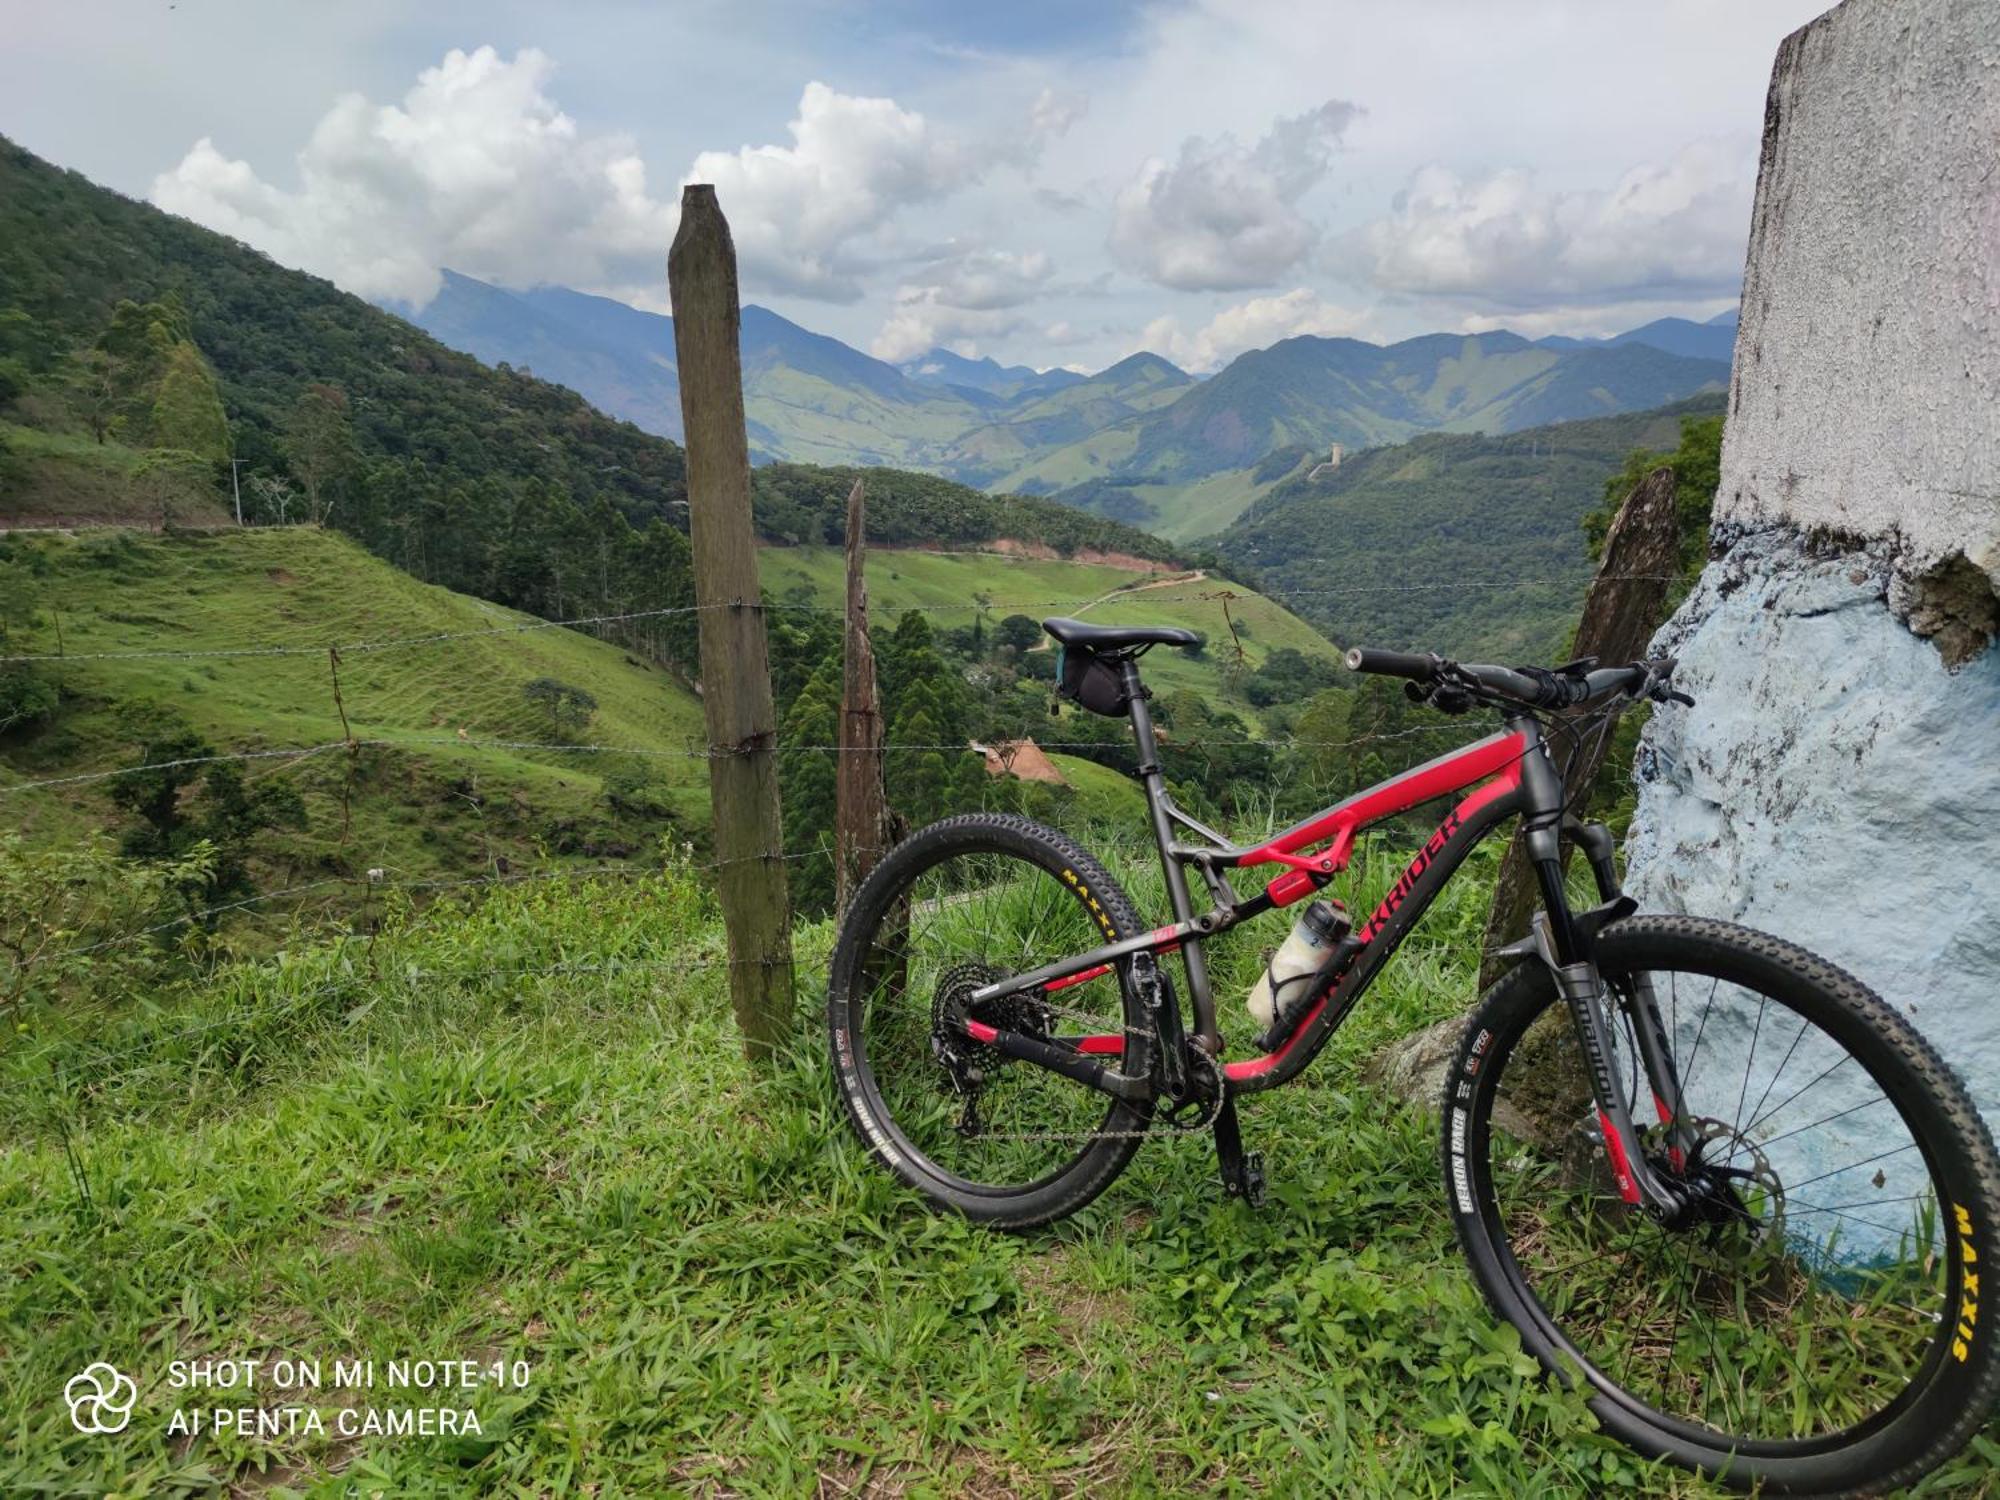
[1446,915,2000,1496]
[828,813,1157,1229]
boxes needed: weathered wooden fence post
[835,477,898,912]
[1475,464,1681,991]
[669,184,794,1061]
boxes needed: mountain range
[407,271,1733,539]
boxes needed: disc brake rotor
[1684,1114,1788,1248]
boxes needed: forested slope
[1210,395,1728,659]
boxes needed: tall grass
[2,839,1992,1496]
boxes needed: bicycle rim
[1466,935,1967,1454]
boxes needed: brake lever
[1403,676,1476,716]
[1641,671,1695,708]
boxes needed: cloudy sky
[3,0,1829,373]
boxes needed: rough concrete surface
[1627,0,2000,1254]
[1721,0,2000,608]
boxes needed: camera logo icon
[65,1363,137,1434]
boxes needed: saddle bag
[1056,645,1130,716]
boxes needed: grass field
[5,805,1997,1496]
[8,837,1992,1497]
[757,544,1344,727]
[1,422,234,527]
[0,527,710,916]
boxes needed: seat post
[1121,658,1222,1054]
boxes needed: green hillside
[1,422,233,528]
[946,354,1194,490]
[1010,336,1726,541]
[0,139,690,537]
[1037,460,1311,542]
[1084,333,1725,489]
[0,526,710,921]
[748,463,1186,563]
[756,544,1342,727]
[1209,395,1728,660]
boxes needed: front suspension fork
[1509,819,1697,1216]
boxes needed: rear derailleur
[931,960,1051,1138]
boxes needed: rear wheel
[1447,916,2000,1495]
[828,813,1156,1228]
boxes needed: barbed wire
[1,571,1678,666]
[1,741,359,794]
[1,721,1482,798]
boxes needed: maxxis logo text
[1954,1203,1979,1362]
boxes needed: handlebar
[1343,647,1439,682]
[1343,646,1691,713]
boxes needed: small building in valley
[970,738,1068,785]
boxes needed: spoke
[1681,974,1721,1098]
[1785,1200,1934,1241]
[1698,1269,1733,1434]
[1786,1141,1920,1196]
[1740,1014,1811,1150]
[1737,1052,1856,1144]
[1660,1230,1693,1405]
[1731,992,1768,1138]
[1793,1190,1934,1215]
[1732,1092,1891,1163]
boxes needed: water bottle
[1246,899,1348,1030]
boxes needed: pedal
[1224,1151,1267,1209]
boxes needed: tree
[135,449,210,530]
[995,613,1042,654]
[148,340,230,460]
[64,347,120,443]
[0,558,57,734]
[1583,413,1724,584]
[249,473,299,525]
[284,383,355,525]
[106,706,306,922]
[522,677,598,738]
[779,663,841,914]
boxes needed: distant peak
[1096,350,1188,381]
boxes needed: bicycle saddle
[1040,617,1201,652]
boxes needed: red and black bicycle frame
[959,654,1699,1216]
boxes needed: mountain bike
[827,616,2000,1495]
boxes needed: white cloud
[688,81,985,302]
[868,248,1054,362]
[873,304,1029,364]
[1108,100,1359,292]
[1030,87,1088,141]
[1343,140,1752,308]
[150,56,992,313]
[152,47,676,309]
[1136,288,1371,372]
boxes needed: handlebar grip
[1345,647,1439,683]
